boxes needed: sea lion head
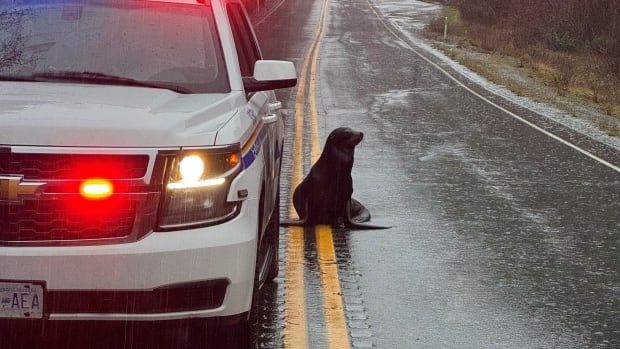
[325,127,364,153]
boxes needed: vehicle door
[227,1,280,234]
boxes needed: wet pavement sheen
[254,0,620,348]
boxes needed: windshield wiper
[0,75,39,83]
[31,71,193,94]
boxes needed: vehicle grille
[0,151,161,246]
[0,153,149,179]
[1,198,140,242]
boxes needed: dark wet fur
[281,127,390,230]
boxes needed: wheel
[218,274,258,348]
[230,284,258,349]
[266,189,280,282]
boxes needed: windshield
[0,0,229,93]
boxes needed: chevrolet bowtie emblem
[0,176,46,201]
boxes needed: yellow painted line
[284,0,350,347]
[315,226,351,349]
[307,0,352,348]
[283,0,330,346]
[308,0,329,162]
[283,39,311,349]
[283,225,307,349]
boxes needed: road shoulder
[368,0,620,164]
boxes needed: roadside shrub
[0,9,30,71]
[545,31,578,52]
[457,0,498,25]
[518,52,533,68]
[429,1,620,119]
[451,0,620,78]
[428,15,446,35]
[466,23,514,52]
[591,35,610,54]
[428,7,467,38]
[551,57,577,94]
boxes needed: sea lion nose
[350,132,363,146]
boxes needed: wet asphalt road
[252,0,620,348]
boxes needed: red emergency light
[80,179,114,200]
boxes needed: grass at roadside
[424,6,620,136]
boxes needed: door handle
[269,101,282,113]
[262,113,278,124]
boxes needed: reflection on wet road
[253,0,619,348]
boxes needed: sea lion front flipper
[280,218,307,227]
[280,200,309,227]
[349,198,371,223]
[344,200,391,230]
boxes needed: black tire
[231,285,258,349]
[199,293,257,348]
[265,189,280,282]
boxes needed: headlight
[158,147,242,231]
[179,155,205,183]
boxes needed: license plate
[0,282,44,319]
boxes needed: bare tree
[0,8,31,72]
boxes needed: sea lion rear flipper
[346,222,391,230]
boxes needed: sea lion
[282,127,389,230]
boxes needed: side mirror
[243,60,297,93]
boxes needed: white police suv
[0,0,294,344]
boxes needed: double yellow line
[283,0,351,348]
